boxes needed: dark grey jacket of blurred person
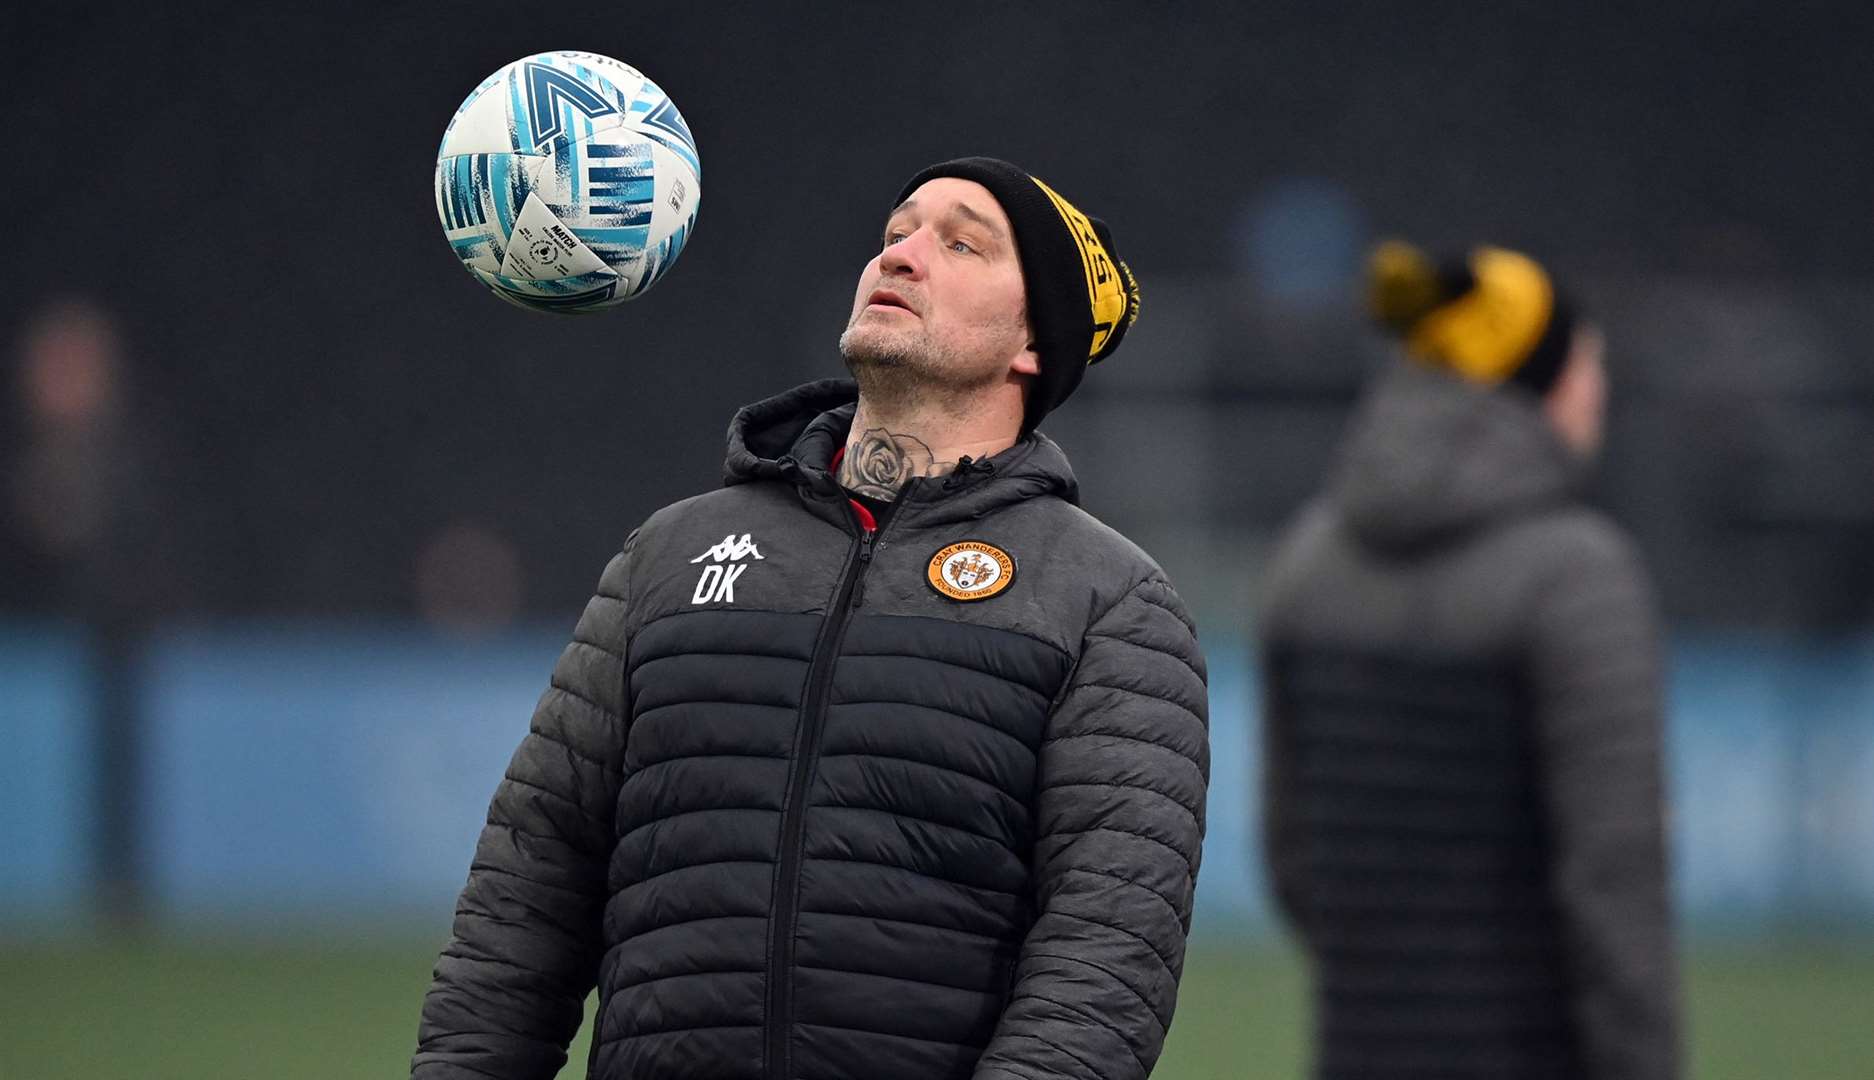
[412,380,1209,1080]
[1259,363,1679,1080]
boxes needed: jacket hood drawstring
[941,455,998,492]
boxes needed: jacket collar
[723,379,1080,527]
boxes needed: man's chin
[839,326,918,369]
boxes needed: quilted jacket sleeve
[412,538,635,1079]
[1529,525,1680,1080]
[974,575,1210,1080]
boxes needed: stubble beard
[837,312,1013,417]
[839,319,963,415]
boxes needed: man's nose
[877,229,929,279]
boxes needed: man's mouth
[866,288,917,314]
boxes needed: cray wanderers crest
[926,541,1016,602]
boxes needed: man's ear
[1010,344,1041,378]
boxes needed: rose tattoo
[839,428,947,500]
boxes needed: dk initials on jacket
[689,532,764,604]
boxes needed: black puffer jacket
[1259,364,1679,1080]
[414,380,1209,1080]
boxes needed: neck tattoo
[838,428,956,501]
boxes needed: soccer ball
[435,51,700,313]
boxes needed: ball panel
[627,139,702,299]
[549,126,656,277]
[528,51,648,110]
[496,193,611,281]
[646,140,700,250]
[507,53,638,154]
[437,70,519,158]
[436,151,550,270]
[636,91,700,181]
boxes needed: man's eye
[950,239,975,254]
[883,232,907,247]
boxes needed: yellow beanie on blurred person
[1366,239,1576,394]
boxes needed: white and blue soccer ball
[435,51,700,313]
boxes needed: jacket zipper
[765,511,876,1080]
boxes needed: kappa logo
[927,540,1016,602]
[689,534,764,604]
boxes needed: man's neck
[835,399,1019,501]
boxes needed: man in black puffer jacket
[413,157,1209,1080]
[1259,241,1679,1079]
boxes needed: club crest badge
[927,541,1016,602]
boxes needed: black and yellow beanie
[896,156,1140,431]
[1366,239,1576,395]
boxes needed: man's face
[838,177,1038,402]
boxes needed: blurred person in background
[5,296,192,614]
[413,157,1209,1080]
[1257,241,1679,1079]
[7,299,131,608]
[5,297,185,925]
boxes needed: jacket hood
[723,379,1080,525]
[1332,363,1582,552]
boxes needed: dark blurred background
[3,3,1872,1077]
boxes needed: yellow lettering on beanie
[1030,176,1131,361]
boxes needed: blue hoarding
[0,622,94,919]
[2,622,1870,931]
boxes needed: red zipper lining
[827,445,876,533]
